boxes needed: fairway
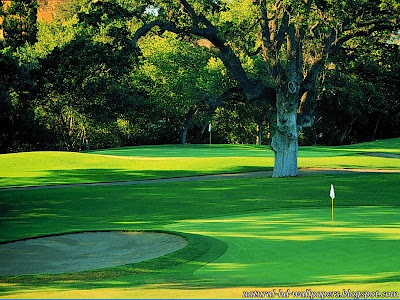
[1,138,400,188]
[2,0,399,296]
[1,139,400,298]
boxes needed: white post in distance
[208,123,212,148]
[330,184,335,236]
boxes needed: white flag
[330,184,335,199]
[208,123,211,132]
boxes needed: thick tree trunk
[271,90,299,177]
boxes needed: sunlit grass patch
[1,138,400,188]
[1,139,400,297]
[0,151,273,187]
[167,207,400,286]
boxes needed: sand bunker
[0,231,187,276]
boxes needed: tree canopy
[1,0,38,48]
[0,0,399,177]
[130,0,399,176]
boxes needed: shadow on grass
[166,206,400,287]
[1,173,400,233]
[0,166,273,189]
[1,173,400,293]
[1,207,400,292]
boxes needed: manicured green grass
[88,138,400,157]
[334,138,400,153]
[86,144,274,158]
[1,173,400,298]
[1,138,400,298]
[1,138,400,188]
[172,207,400,287]
[0,150,274,188]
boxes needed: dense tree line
[0,0,399,163]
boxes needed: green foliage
[1,0,38,48]
[1,0,399,152]
[52,0,91,22]
[0,50,20,152]
[0,48,46,153]
[211,98,275,144]
[34,34,138,150]
[76,0,136,50]
[132,31,232,143]
[308,36,400,145]
[217,0,259,50]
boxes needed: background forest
[0,0,399,153]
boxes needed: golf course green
[0,138,400,298]
[1,139,400,188]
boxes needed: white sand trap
[0,231,187,276]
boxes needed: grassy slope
[1,138,400,188]
[0,146,274,188]
[1,173,400,297]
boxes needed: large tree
[130,0,399,177]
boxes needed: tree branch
[178,0,199,28]
[309,21,319,38]
[259,0,271,51]
[299,15,398,127]
[338,22,399,47]
[131,20,184,48]
[286,22,298,82]
[274,8,290,51]
[131,2,277,106]
[297,90,314,128]
[352,17,397,29]
[246,45,262,56]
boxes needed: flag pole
[208,123,212,149]
[331,196,334,236]
[330,184,335,237]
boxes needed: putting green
[1,171,400,298]
[167,206,400,287]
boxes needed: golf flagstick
[208,123,212,148]
[330,184,335,236]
